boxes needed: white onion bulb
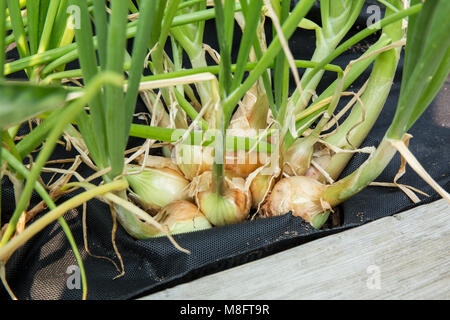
[225,151,268,178]
[175,145,214,180]
[154,200,212,236]
[265,176,327,222]
[126,166,191,212]
[197,174,252,226]
[249,173,274,208]
[283,137,314,176]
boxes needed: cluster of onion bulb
[124,154,255,233]
[125,164,212,236]
[124,90,333,236]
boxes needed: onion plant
[0,0,449,299]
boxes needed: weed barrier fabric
[1,4,449,300]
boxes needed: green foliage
[388,0,450,138]
[0,82,67,128]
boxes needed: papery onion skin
[250,173,274,208]
[282,137,315,176]
[225,124,271,178]
[305,147,332,182]
[175,145,214,180]
[197,177,252,226]
[125,166,191,212]
[176,144,269,180]
[305,157,331,182]
[225,151,268,178]
[264,176,327,222]
[155,200,212,236]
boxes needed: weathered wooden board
[142,199,450,300]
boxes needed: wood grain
[142,199,450,300]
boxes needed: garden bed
[0,1,449,300]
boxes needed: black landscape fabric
[1,3,449,300]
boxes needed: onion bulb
[225,123,270,178]
[283,137,315,176]
[125,166,191,212]
[175,145,214,180]
[264,176,328,223]
[225,151,269,178]
[154,200,212,236]
[305,146,332,182]
[249,173,275,208]
[196,173,252,226]
[228,82,270,131]
[176,143,268,180]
